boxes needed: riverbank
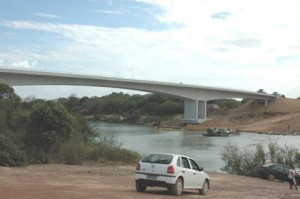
[1,164,299,199]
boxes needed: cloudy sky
[1,0,300,99]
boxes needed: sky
[1,0,300,99]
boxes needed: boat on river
[203,128,240,137]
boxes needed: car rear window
[142,154,173,164]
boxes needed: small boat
[203,128,229,137]
[203,128,240,137]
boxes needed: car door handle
[182,170,185,173]
[193,173,196,175]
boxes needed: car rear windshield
[142,154,173,164]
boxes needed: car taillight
[167,165,175,174]
[136,163,140,171]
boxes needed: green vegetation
[57,92,184,124]
[0,134,27,167]
[220,141,300,177]
[0,83,141,167]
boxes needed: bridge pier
[183,99,207,124]
[254,99,269,106]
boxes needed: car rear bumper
[136,179,172,187]
[135,172,177,186]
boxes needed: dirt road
[0,164,299,199]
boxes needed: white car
[135,153,210,196]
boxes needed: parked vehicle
[135,153,210,196]
[258,163,300,185]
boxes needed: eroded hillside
[187,98,300,134]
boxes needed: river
[91,122,300,172]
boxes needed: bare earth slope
[0,164,300,199]
[187,98,300,134]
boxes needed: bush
[58,139,86,165]
[220,141,300,177]
[85,132,141,164]
[0,134,27,167]
[57,132,141,165]
[85,142,140,164]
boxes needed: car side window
[181,157,191,169]
[189,159,200,171]
[177,156,181,167]
[272,165,278,171]
[283,167,289,173]
[276,165,283,172]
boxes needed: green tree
[25,101,74,163]
[0,83,21,131]
[0,134,27,167]
[72,114,96,143]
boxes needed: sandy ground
[0,164,299,199]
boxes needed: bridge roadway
[0,68,276,123]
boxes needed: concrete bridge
[0,68,276,123]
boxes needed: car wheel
[167,186,172,193]
[199,180,209,195]
[135,181,146,192]
[171,178,183,196]
[267,174,275,181]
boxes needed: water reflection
[92,122,300,172]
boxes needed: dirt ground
[0,164,299,199]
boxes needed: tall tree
[25,101,74,163]
[0,83,21,131]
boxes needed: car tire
[135,181,146,192]
[171,178,183,196]
[199,180,209,195]
[167,186,172,193]
[267,174,275,181]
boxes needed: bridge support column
[183,99,207,124]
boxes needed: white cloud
[1,0,300,98]
[0,49,39,69]
[34,12,60,20]
[12,60,37,68]
[93,9,125,15]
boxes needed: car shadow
[129,188,200,197]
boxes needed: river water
[92,122,300,172]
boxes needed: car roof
[144,153,190,158]
[263,163,289,167]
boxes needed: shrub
[85,132,141,164]
[57,132,141,165]
[85,142,140,164]
[58,139,86,165]
[220,143,242,175]
[0,134,27,167]
[220,141,300,177]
